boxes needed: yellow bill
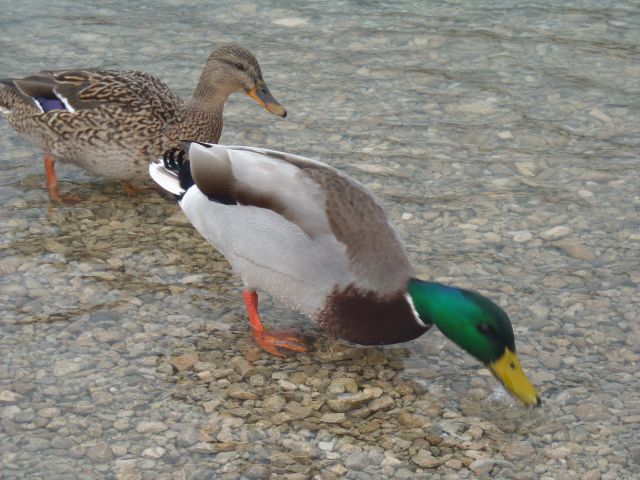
[247,81,286,117]
[489,348,541,407]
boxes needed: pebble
[86,442,113,463]
[142,447,165,459]
[277,379,298,391]
[176,426,199,447]
[540,225,572,240]
[230,356,256,377]
[0,390,19,403]
[226,385,258,400]
[412,449,443,468]
[136,422,168,434]
[169,352,199,372]
[244,465,271,479]
[345,451,370,470]
[502,442,536,460]
[263,395,286,413]
[273,17,309,27]
[470,458,495,475]
[553,240,595,260]
[320,413,346,423]
[621,415,640,424]
[511,230,533,242]
[368,394,395,412]
[53,360,84,376]
[327,391,373,412]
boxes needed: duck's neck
[166,69,239,145]
[168,93,228,145]
[407,278,498,362]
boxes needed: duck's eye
[477,324,491,334]
[234,63,246,71]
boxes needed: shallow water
[1,1,639,479]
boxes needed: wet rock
[345,451,370,470]
[165,209,191,226]
[511,230,533,242]
[202,399,221,414]
[470,458,495,475]
[53,359,85,376]
[397,410,423,428]
[263,395,286,413]
[502,442,535,460]
[327,391,372,412]
[226,385,258,400]
[278,379,298,390]
[328,377,359,394]
[368,394,394,412]
[142,446,165,459]
[412,449,443,468]
[136,421,167,434]
[445,458,462,470]
[230,356,256,377]
[23,437,51,451]
[540,226,572,240]
[244,464,271,479]
[553,240,595,260]
[0,390,20,403]
[44,239,71,256]
[621,415,640,424]
[169,352,199,371]
[86,442,113,463]
[94,328,126,343]
[320,413,345,423]
[284,402,312,419]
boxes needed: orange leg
[242,289,307,358]
[122,181,157,196]
[44,151,81,203]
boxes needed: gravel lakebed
[1,1,639,479]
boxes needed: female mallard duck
[149,142,541,407]
[0,45,286,202]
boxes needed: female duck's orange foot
[253,329,307,358]
[44,151,81,204]
[123,182,157,196]
[47,185,82,204]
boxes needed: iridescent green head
[408,278,540,407]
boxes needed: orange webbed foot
[253,329,307,358]
[243,289,307,358]
[48,190,83,204]
[123,182,157,196]
[44,151,82,204]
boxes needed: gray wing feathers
[186,143,412,293]
[188,143,331,237]
[304,168,412,292]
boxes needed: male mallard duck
[149,142,541,407]
[0,45,286,202]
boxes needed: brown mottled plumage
[0,45,286,201]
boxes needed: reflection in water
[1,0,639,478]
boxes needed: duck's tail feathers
[149,160,185,196]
